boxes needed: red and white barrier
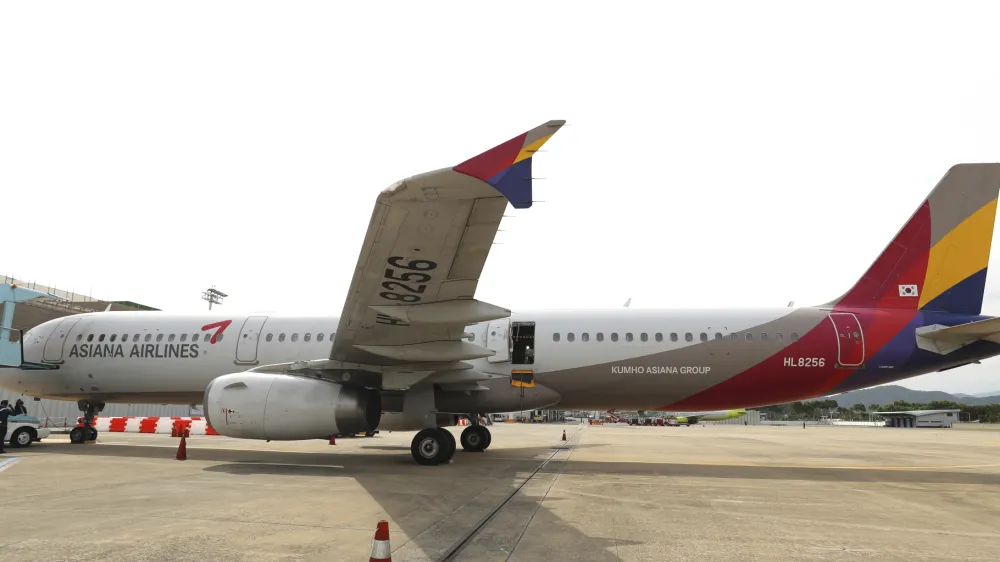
[81,416,221,436]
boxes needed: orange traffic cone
[561,430,567,441]
[369,520,392,561]
[176,434,187,461]
[329,435,336,445]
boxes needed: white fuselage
[0,305,969,412]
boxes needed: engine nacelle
[203,372,381,440]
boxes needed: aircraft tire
[460,425,489,452]
[86,426,98,441]
[69,427,86,444]
[411,428,455,466]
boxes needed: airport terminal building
[0,275,195,420]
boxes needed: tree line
[755,399,1000,423]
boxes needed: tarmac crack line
[435,424,587,562]
[504,430,583,562]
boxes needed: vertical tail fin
[829,164,1000,315]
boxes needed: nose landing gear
[69,400,104,444]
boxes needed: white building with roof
[874,409,960,428]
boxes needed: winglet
[453,120,566,209]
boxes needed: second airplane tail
[828,164,1000,315]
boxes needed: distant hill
[813,385,1000,407]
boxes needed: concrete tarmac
[0,423,998,561]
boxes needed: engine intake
[204,372,380,440]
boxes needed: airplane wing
[327,120,566,377]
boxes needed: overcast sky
[3,2,1000,394]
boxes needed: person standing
[0,400,13,453]
[13,399,26,416]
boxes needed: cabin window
[745,333,753,341]
[291,333,298,342]
[626,333,633,342]
[567,333,575,342]
[670,333,678,342]
[97,334,105,342]
[265,333,273,342]
[714,333,723,340]
[655,333,663,342]
[776,333,783,341]
[611,333,619,342]
[217,334,224,342]
[156,334,163,343]
[168,334,176,342]
[760,333,768,341]
[317,333,324,342]
[278,333,286,342]
[582,333,589,342]
[191,334,198,342]
[685,333,693,342]
[596,333,604,342]
[110,334,117,342]
[330,333,335,341]
[143,334,151,342]
[791,333,799,341]
[122,334,128,342]
[76,334,82,341]
[180,334,187,342]
[135,334,141,342]
[640,333,648,342]
[304,333,311,342]
[85,334,93,342]
[731,333,738,341]
[699,333,707,342]
[553,333,560,342]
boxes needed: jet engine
[203,372,380,440]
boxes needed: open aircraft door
[235,316,268,364]
[42,317,81,363]
[486,318,510,363]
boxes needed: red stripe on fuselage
[662,309,917,410]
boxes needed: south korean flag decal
[898,284,919,297]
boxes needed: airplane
[4,119,1000,467]
[665,409,747,425]
[605,408,745,425]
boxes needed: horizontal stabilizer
[919,317,1000,342]
[916,317,1000,355]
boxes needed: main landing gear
[409,417,493,465]
[69,400,104,444]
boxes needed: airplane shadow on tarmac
[19,439,635,560]
[17,439,1000,560]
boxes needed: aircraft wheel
[86,426,98,441]
[440,428,456,459]
[461,425,490,452]
[411,428,455,466]
[69,427,86,444]
[483,427,492,450]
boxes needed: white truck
[5,415,51,448]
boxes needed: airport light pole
[202,286,227,310]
